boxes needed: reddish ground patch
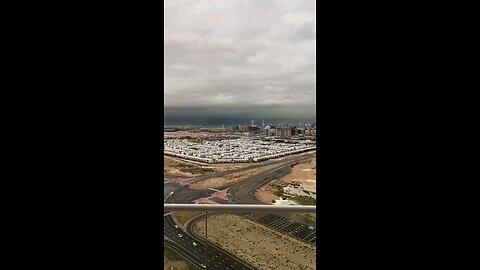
[211,188,229,199]
[193,198,219,204]
[189,184,208,190]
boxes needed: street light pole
[204,211,208,269]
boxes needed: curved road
[164,214,257,270]
[164,151,316,268]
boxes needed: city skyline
[164,117,316,127]
[164,0,316,123]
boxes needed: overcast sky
[164,0,316,124]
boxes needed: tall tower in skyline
[251,120,254,126]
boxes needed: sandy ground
[164,150,316,178]
[210,162,251,171]
[164,249,190,270]
[195,163,281,189]
[171,211,203,227]
[163,256,189,270]
[164,156,218,177]
[164,156,253,177]
[255,158,316,204]
[195,214,316,270]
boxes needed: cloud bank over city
[164,0,316,124]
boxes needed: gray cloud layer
[164,0,316,121]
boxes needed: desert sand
[195,163,281,189]
[195,214,316,270]
[164,156,256,177]
[164,250,190,270]
[164,156,218,177]
[255,158,316,204]
[171,211,203,228]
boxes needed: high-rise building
[275,127,293,137]
[264,125,270,136]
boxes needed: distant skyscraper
[251,120,254,126]
[262,120,265,127]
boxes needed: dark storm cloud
[164,0,316,121]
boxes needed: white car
[174,225,178,228]
[178,234,183,238]
[192,242,198,247]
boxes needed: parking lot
[164,137,316,163]
[242,212,316,244]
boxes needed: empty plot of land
[195,163,281,189]
[255,158,316,205]
[164,156,253,177]
[171,211,203,227]
[164,249,190,270]
[164,156,217,177]
[195,214,316,270]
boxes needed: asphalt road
[242,212,317,244]
[169,186,216,204]
[186,210,317,249]
[227,152,315,204]
[164,151,317,268]
[223,152,317,245]
[227,164,293,204]
[164,214,257,270]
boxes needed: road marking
[305,231,316,239]
[268,219,286,227]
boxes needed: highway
[164,214,257,269]
[186,210,316,248]
[225,152,317,245]
[164,151,316,268]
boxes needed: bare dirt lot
[164,156,217,177]
[255,158,316,205]
[195,214,316,270]
[194,163,281,189]
[164,156,253,177]
[164,149,316,177]
[171,211,203,228]
[164,248,190,270]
